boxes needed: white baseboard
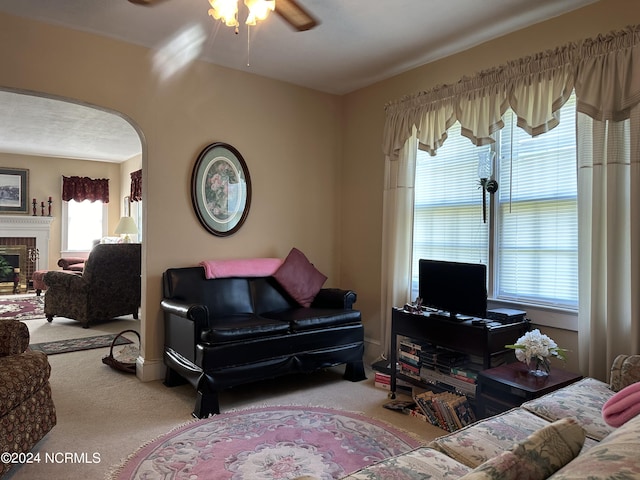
[364,337,383,368]
[135,356,165,382]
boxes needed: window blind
[412,94,578,309]
[412,125,489,299]
[496,96,578,308]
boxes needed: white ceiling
[0,0,598,162]
[0,90,142,163]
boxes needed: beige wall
[1,0,638,380]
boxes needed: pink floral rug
[112,405,423,479]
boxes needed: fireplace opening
[0,254,18,293]
[0,245,27,294]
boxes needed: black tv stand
[389,307,529,399]
[429,312,471,322]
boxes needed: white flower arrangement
[506,329,567,374]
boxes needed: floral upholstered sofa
[342,354,640,480]
[0,321,56,476]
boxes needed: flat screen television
[418,259,487,320]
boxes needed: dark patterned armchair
[0,321,56,476]
[44,243,141,328]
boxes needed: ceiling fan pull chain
[247,25,251,66]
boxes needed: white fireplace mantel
[0,215,54,270]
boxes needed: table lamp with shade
[114,216,138,243]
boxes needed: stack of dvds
[449,365,479,384]
[418,343,438,371]
[374,371,391,390]
[434,349,468,373]
[398,337,429,380]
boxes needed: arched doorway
[0,87,145,331]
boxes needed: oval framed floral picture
[191,142,252,236]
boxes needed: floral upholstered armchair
[0,321,56,476]
[44,243,141,328]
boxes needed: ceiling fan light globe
[208,0,239,26]
[245,0,275,23]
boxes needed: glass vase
[527,357,550,377]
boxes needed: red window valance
[130,169,142,202]
[62,176,109,203]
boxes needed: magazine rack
[102,329,140,374]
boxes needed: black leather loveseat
[161,266,366,418]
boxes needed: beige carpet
[5,316,445,480]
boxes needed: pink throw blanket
[199,258,283,279]
[602,381,640,427]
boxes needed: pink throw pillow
[273,248,327,307]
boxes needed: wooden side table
[476,362,582,418]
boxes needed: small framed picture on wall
[0,167,29,214]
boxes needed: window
[412,94,578,310]
[62,199,108,253]
[412,128,489,297]
[130,200,143,243]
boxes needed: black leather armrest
[161,299,209,324]
[311,288,357,309]
[161,299,210,363]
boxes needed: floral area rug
[29,333,133,355]
[0,294,44,321]
[111,405,423,480]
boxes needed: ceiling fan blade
[127,0,165,5]
[275,0,318,31]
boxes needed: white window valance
[382,25,640,158]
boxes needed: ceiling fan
[128,0,318,32]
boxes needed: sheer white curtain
[380,130,417,353]
[575,29,640,377]
[577,111,640,380]
[380,26,640,372]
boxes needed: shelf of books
[386,308,528,429]
[391,335,486,430]
[399,336,481,393]
[383,388,477,433]
[413,390,477,432]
